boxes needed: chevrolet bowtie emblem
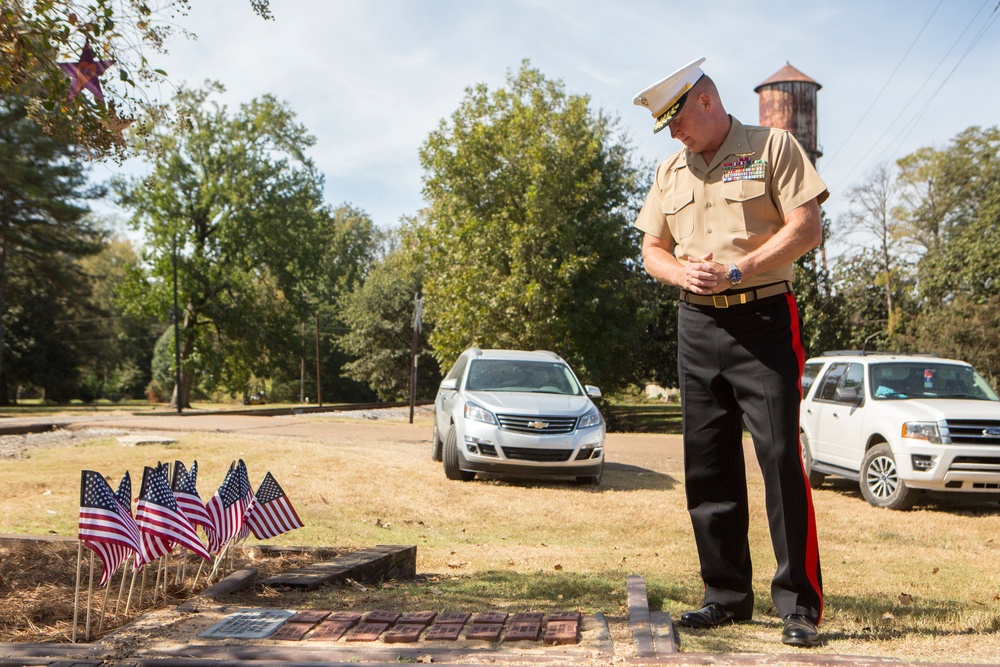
[528,421,549,430]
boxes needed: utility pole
[172,233,182,414]
[315,311,322,407]
[409,293,423,424]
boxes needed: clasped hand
[682,252,728,294]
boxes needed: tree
[418,61,651,391]
[894,126,1000,378]
[0,95,103,402]
[75,235,157,400]
[840,163,912,336]
[114,82,329,407]
[1,0,272,161]
[896,126,1000,305]
[340,220,439,401]
[299,203,382,404]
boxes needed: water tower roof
[754,62,821,93]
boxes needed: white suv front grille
[496,414,577,434]
[942,420,1000,445]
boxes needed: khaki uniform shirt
[634,116,829,288]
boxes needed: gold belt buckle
[712,295,729,308]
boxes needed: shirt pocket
[721,180,767,233]
[661,189,696,240]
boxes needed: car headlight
[578,408,602,429]
[464,401,497,425]
[902,422,941,444]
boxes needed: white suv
[432,348,605,484]
[800,352,1000,509]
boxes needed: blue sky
[98,0,1000,257]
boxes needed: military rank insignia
[722,156,767,183]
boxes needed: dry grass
[0,420,998,663]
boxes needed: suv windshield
[869,362,1000,401]
[465,360,582,395]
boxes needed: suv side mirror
[585,385,602,399]
[835,386,863,406]
[439,378,458,391]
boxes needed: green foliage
[896,126,1000,305]
[417,61,652,391]
[0,95,104,402]
[340,221,439,401]
[1,0,271,161]
[889,126,1000,372]
[114,82,331,405]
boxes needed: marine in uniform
[632,57,826,648]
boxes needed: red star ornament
[58,41,115,102]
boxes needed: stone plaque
[308,620,354,641]
[383,623,426,643]
[472,611,508,625]
[398,610,437,626]
[505,621,541,641]
[425,623,462,641]
[199,609,296,639]
[288,610,331,624]
[466,623,503,641]
[435,611,471,625]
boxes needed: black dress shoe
[781,614,821,647]
[677,603,743,629]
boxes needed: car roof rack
[820,350,940,358]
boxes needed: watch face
[728,265,742,284]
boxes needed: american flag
[114,471,133,511]
[205,460,253,554]
[171,461,212,535]
[135,466,210,565]
[246,472,304,540]
[78,470,141,587]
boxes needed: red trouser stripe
[785,292,824,624]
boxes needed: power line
[823,0,943,171]
[878,3,1000,161]
[831,0,995,193]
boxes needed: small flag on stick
[171,461,212,534]
[135,466,210,565]
[205,460,252,554]
[246,472,304,540]
[78,471,140,587]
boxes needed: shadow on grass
[604,403,683,435]
[471,463,678,492]
[817,478,1000,515]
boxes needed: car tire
[800,433,826,489]
[860,443,920,510]
[576,462,604,486]
[443,425,475,481]
[431,424,443,462]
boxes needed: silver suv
[800,352,1000,509]
[432,348,605,484]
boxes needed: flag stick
[138,564,148,611]
[152,557,163,604]
[113,559,130,621]
[84,550,95,641]
[192,558,206,591]
[97,563,116,633]
[72,541,83,643]
[124,562,139,616]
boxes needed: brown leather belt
[680,281,792,308]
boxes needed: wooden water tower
[754,62,822,166]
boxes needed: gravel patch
[0,428,131,460]
[287,405,434,421]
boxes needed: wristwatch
[727,263,743,285]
